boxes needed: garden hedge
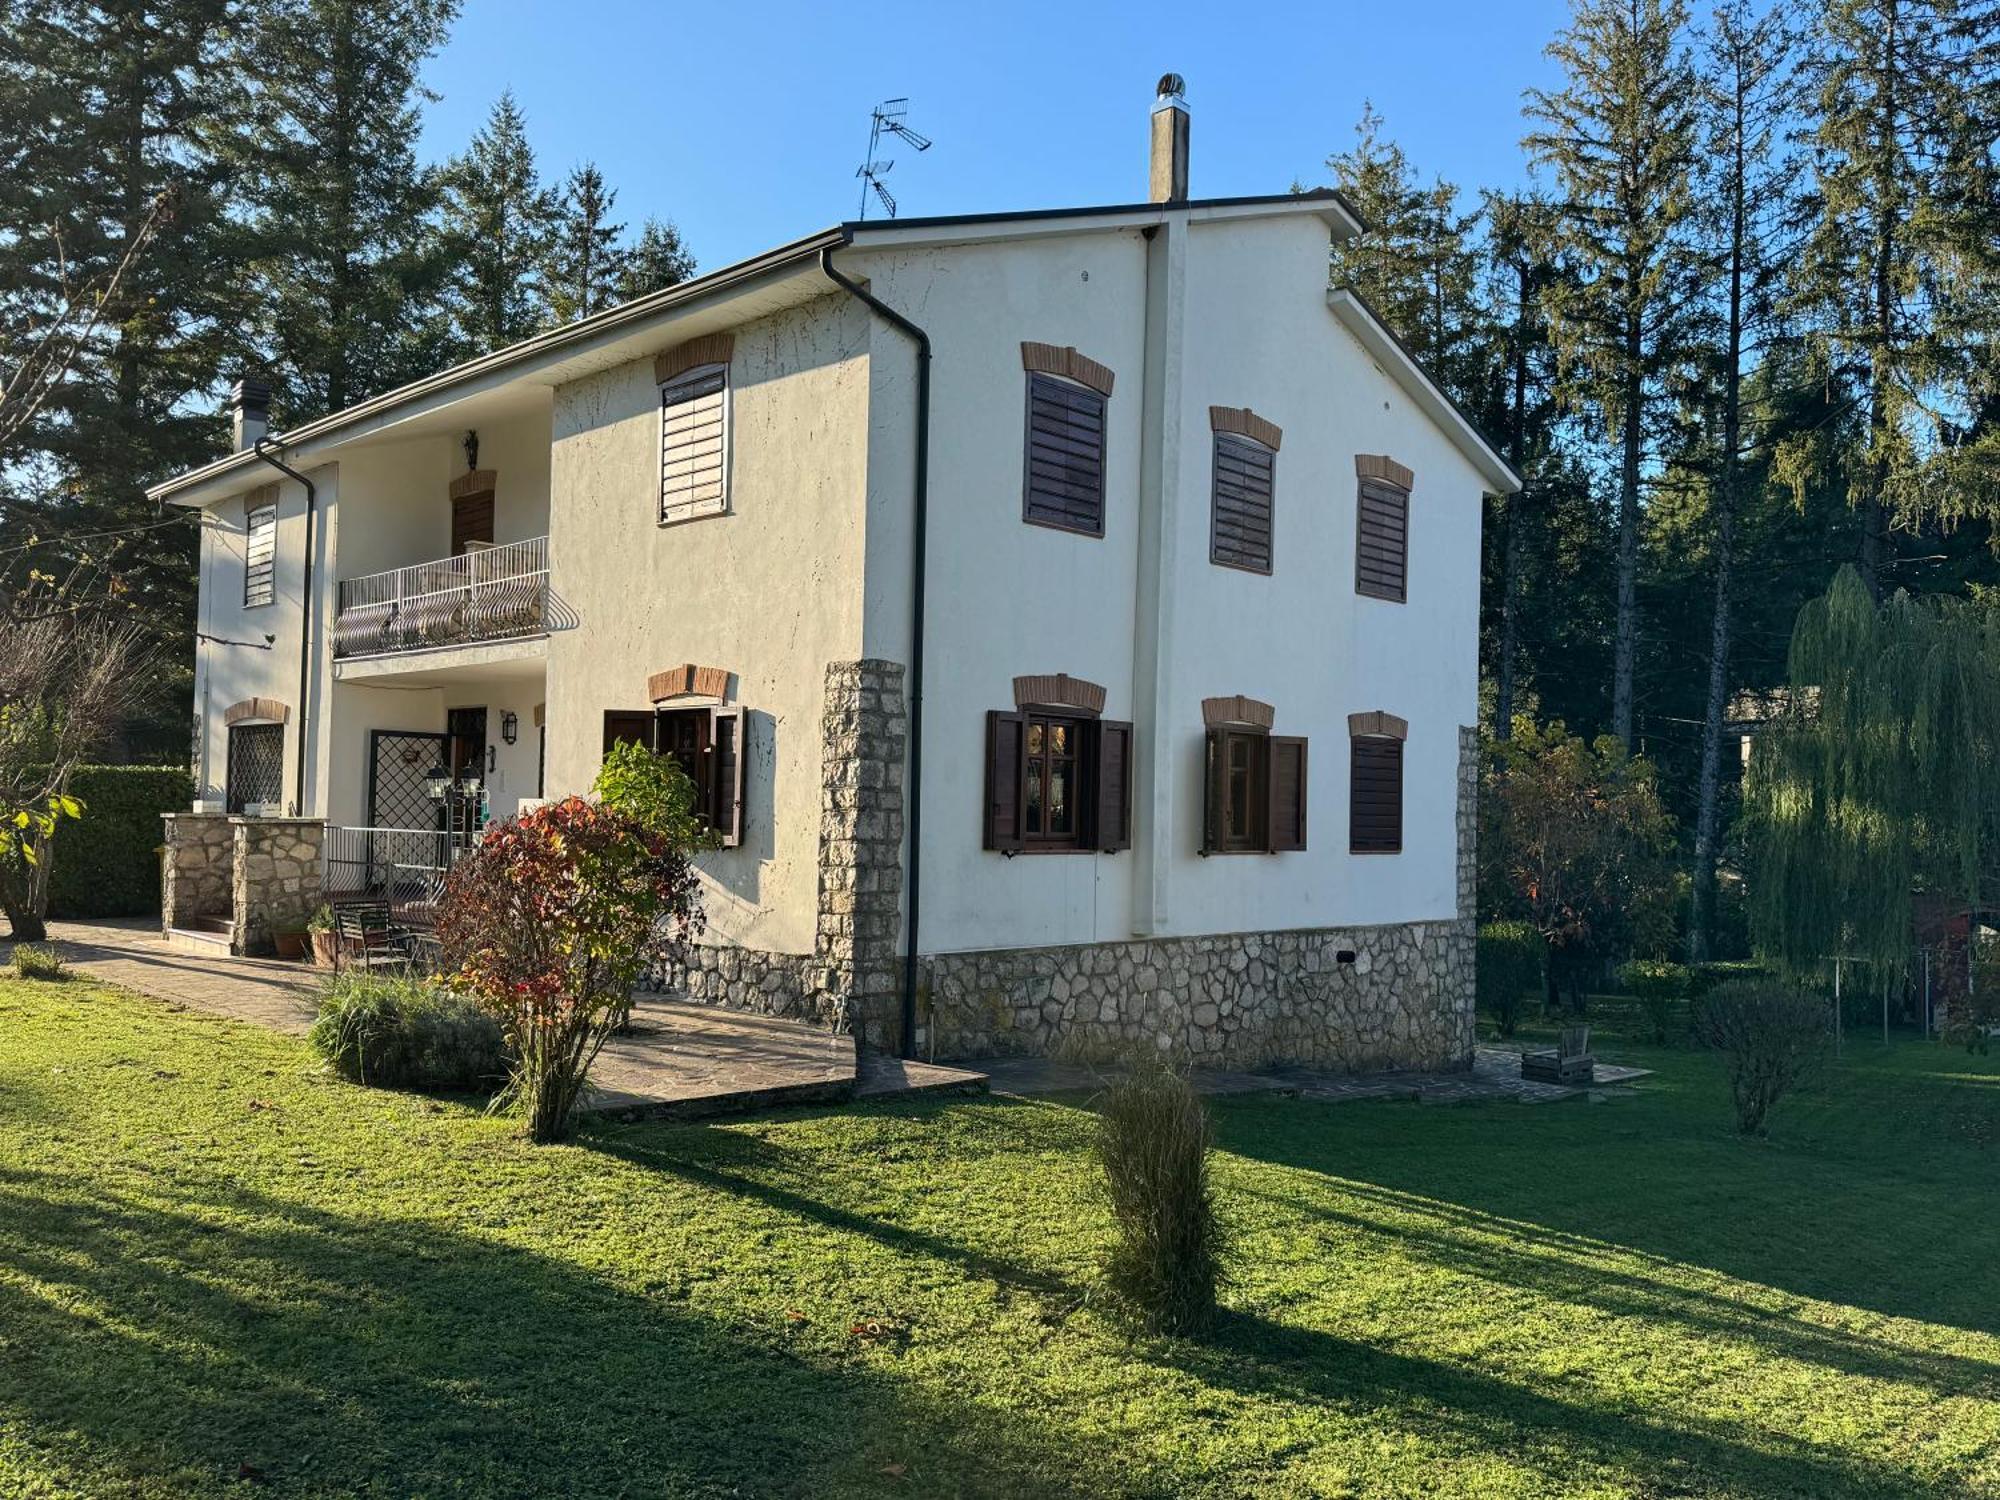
[39,766,193,919]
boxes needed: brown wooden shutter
[1201,727,1226,854]
[1023,373,1106,535]
[1210,434,1275,573]
[709,707,745,847]
[984,710,1026,852]
[602,710,654,754]
[1355,477,1409,602]
[661,364,729,522]
[244,500,276,607]
[1350,736,1404,853]
[1268,735,1308,851]
[451,489,495,555]
[1092,719,1134,852]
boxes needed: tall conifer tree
[1526,0,1702,747]
[546,163,628,323]
[440,90,554,353]
[619,217,696,302]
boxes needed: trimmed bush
[1691,959,1768,993]
[1621,959,1695,1043]
[1693,979,1832,1136]
[12,943,67,980]
[1096,1052,1224,1336]
[1477,922,1542,1037]
[309,971,510,1093]
[37,766,194,918]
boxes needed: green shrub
[33,766,194,919]
[1691,959,1768,994]
[309,971,510,1093]
[1477,922,1542,1037]
[1096,1052,1224,1336]
[1693,979,1832,1136]
[1621,959,1695,1043]
[11,943,66,981]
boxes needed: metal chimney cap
[1155,73,1186,101]
[230,376,272,412]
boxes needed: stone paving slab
[971,1045,1649,1106]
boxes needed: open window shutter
[1092,719,1134,852]
[1201,727,1226,855]
[1350,736,1404,852]
[983,710,1026,852]
[602,710,655,753]
[709,707,745,847]
[1267,735,1308,851]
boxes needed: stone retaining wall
[161,813,233,930]
[160,813,323,956]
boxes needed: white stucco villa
[150,77,1519,1066]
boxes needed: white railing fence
[333,536,549,658]
[322,825,478,901]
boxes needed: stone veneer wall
[920,724,1483,1069]
[161,813,234,931]
[230,817,324,954]
[651,660,909,1045]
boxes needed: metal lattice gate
[368,730,450,832]
[225,723,285,813]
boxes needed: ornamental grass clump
[309,970,508,1093]
[435,742,706,1142]
[1096,1051,1224,1336]
[1693,978,1832,1136]
[11,942,65,980]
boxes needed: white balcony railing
[334,536,549,659]
[323,824,478,900]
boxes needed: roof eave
[1325,287,1522,496]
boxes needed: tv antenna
[856,97,932,220]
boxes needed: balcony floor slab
[333,633,548,685]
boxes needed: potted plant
[306,903,338,968]
[273,921,309,961]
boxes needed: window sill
[1001,844,1118,857]
[1021,515,1105,540]
[659,508,731,530]
[1349,848,1403,856]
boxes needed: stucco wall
[543,291,873,955]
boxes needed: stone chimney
[1149,73,1189,204]
[229,377,271,452]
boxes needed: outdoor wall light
[500,710,518,744]
[486,744,498,775]
[423,762,453,800]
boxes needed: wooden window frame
[1209,432,1276,574]
[984,707,1133,856]
[1349,733,1405,854]
[243,499,277,608]
[1021,710,1090,850]
[600,704,745,847]
[1355,474,1409,603]
[1202,722,1309,856]
[1022,371,1107,538]
[659,361,730,526]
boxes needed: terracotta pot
[273,930,308,961]
[310,930,337,968]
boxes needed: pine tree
[1688,0,1804,961]
[232,0,458,422]
[619,217,697,302]
[440,90,554,353]
[1526,0,1703,748]
[1326,103,1484,401]
[546,163,628,323]
[0,0,253,755]
[1789,0,2000,597]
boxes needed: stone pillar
[813,660,908,1048]
[160,813,234,934]
[1457,724,1479,923]
[1446,723,1483,1065]
[229,816,324,955]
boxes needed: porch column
[230,816,325,955]
[160,813,234,934]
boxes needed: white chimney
[1149,73,1189,204]
[230,377,270,452]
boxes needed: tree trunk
[1496,259,1531,741]
[1612,303,1644,748]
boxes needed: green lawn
[1,979,1995,1499]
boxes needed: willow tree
[1744,566,2000,974]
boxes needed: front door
[225,723,285,813]
[451,490,494,556]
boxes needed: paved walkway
[12,918,985,1119]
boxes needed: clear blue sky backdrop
[419,0,1572,272]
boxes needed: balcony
[334,537,550,660]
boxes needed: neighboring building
[149,78,1520,1066]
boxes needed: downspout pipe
[819,242,930,1059]
[251,436,317,816]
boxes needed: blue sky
[418,0,1573,272]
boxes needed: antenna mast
[856,97,932,221]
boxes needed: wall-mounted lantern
[500,710,519,745]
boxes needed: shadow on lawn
[0,1166,1115,1499]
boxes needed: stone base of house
[916,918,1476,1070]
[650,944,828,1026]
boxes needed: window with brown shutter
[1355,476,1409,602]
[1210,433,1275,574]
[1350,735,1404,853]
[1023,372,1106,536]
[983,706,1132,854]
[660,363,729,524]
[600,705,746,847]
[1201,721,1308,855]
[244,498,276,608]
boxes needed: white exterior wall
[544,291,873,955]
[848,214,1485,957]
